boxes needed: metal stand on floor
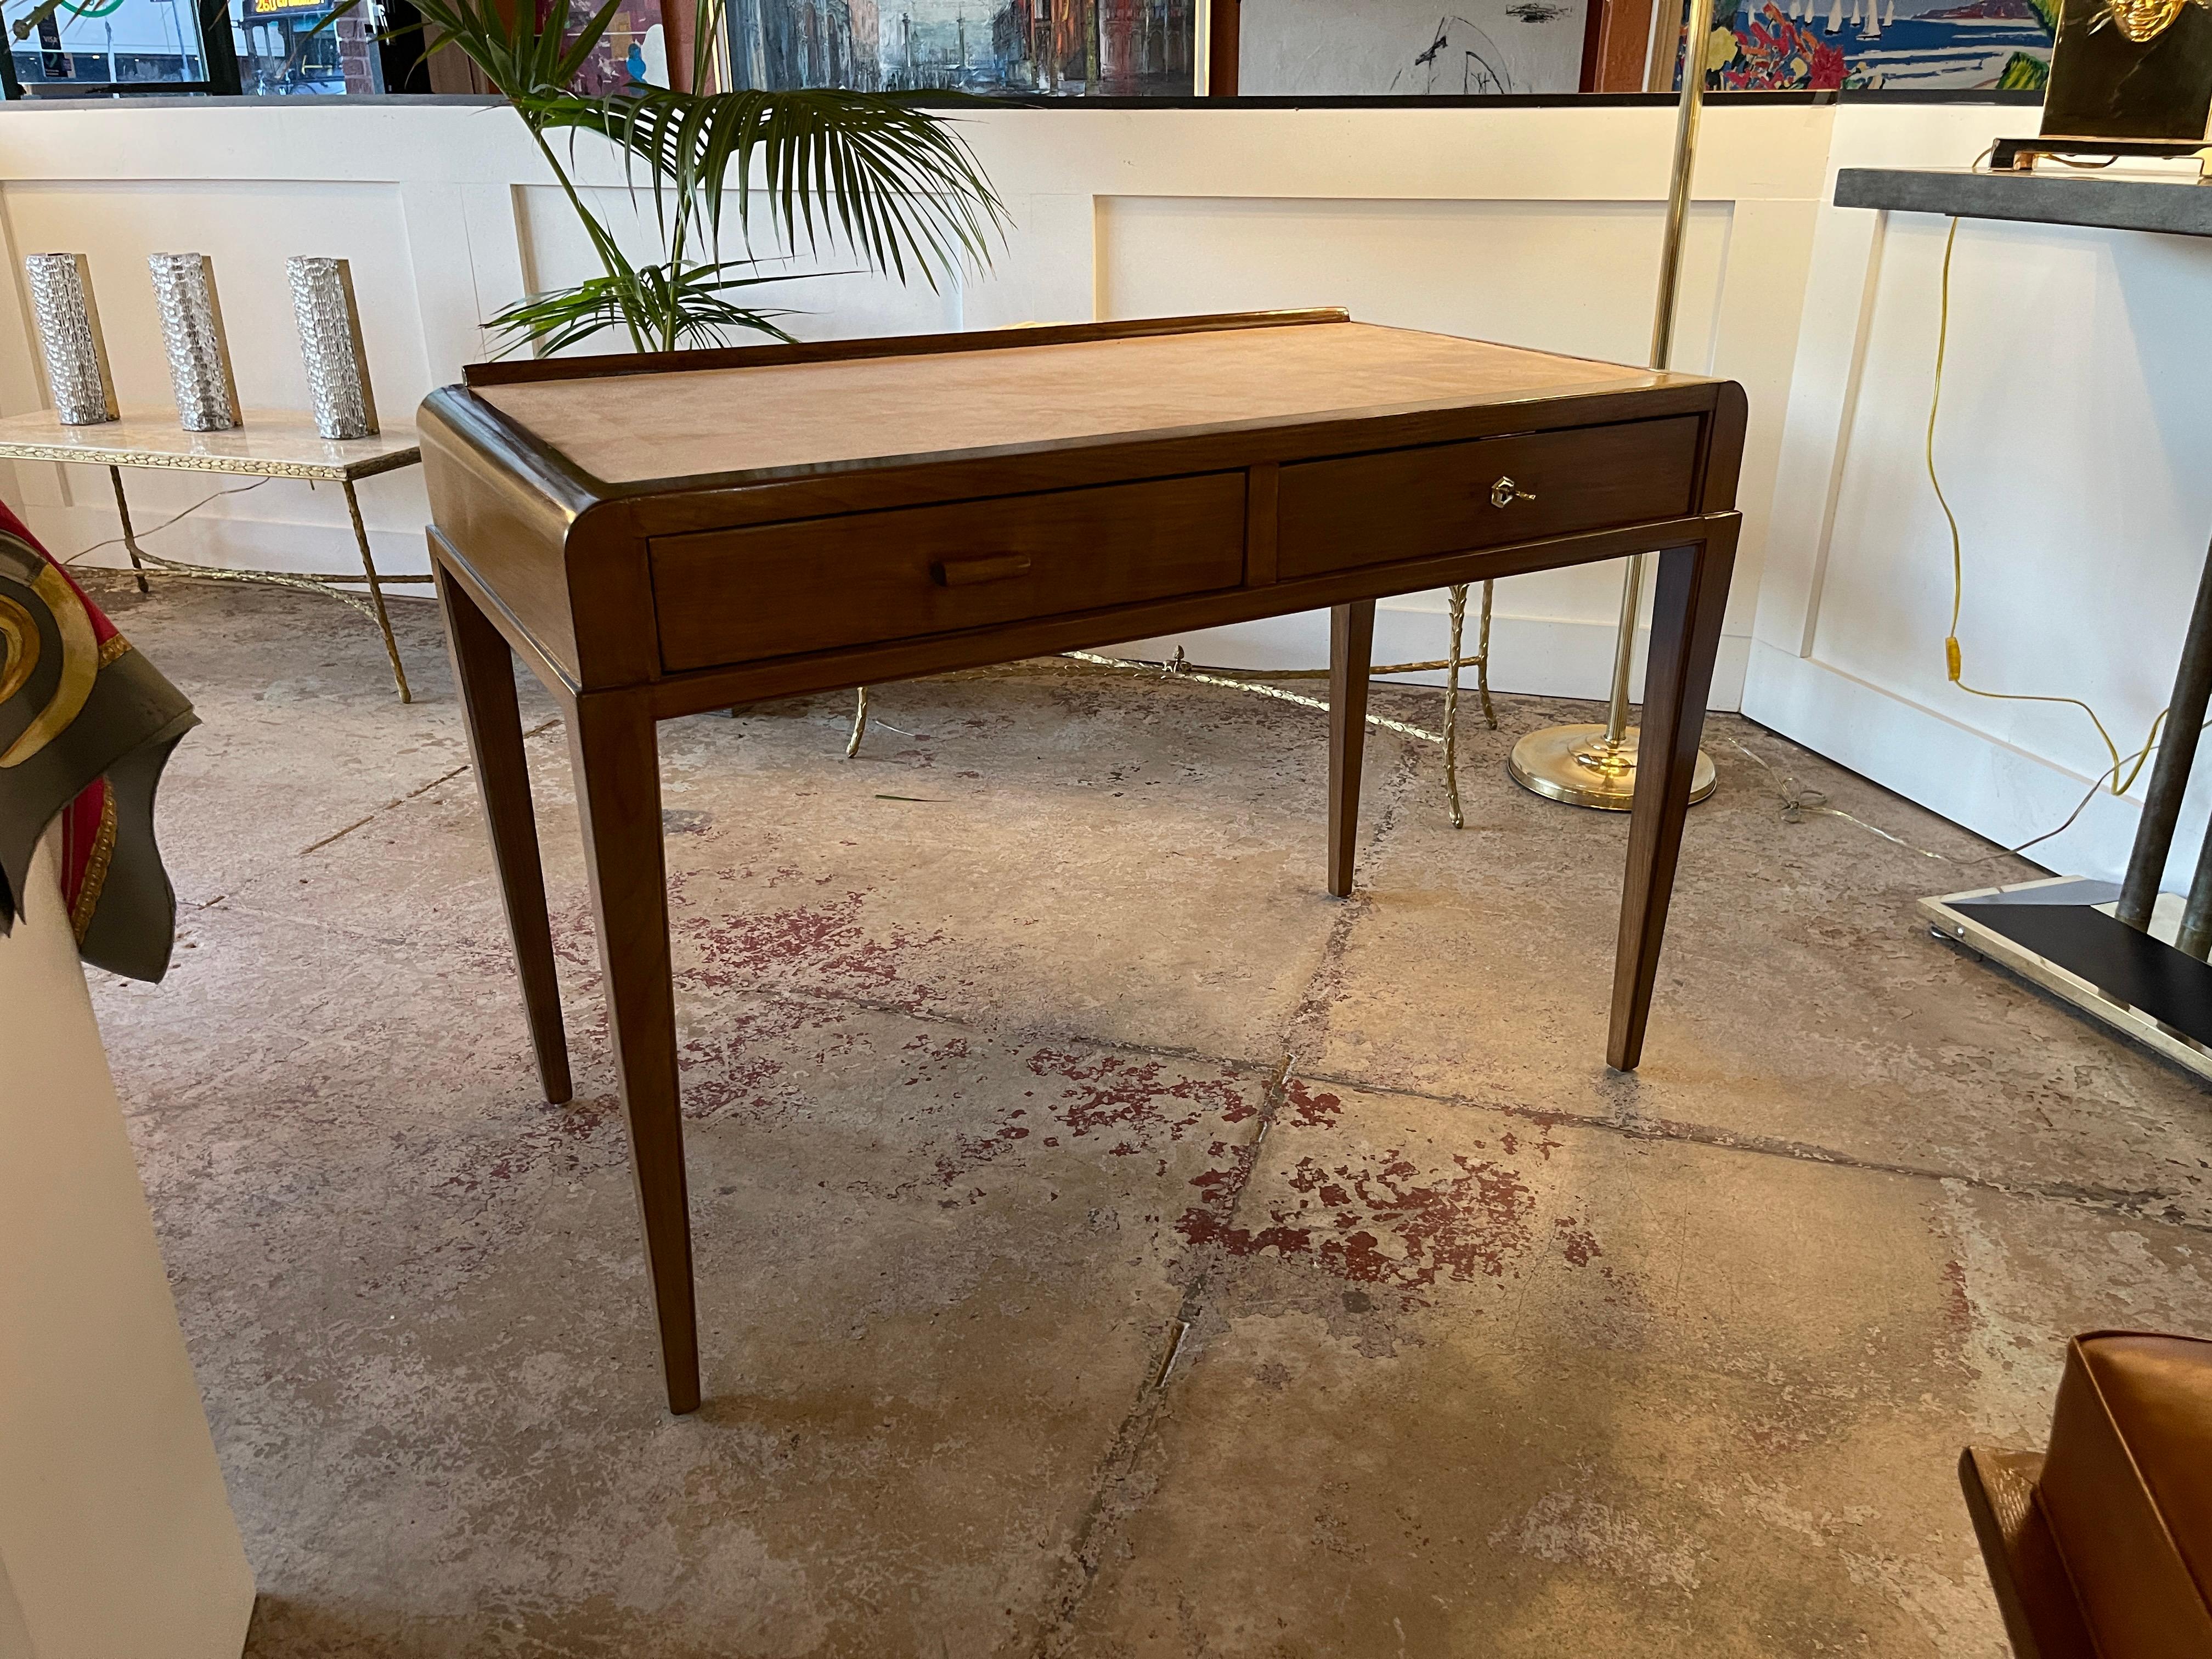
[1833,164,2212,1082]
[105,467,419,703]
[1922,532,2212,1082]
[0,408,426,704]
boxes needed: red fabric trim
[57,776,106,918]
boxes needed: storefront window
[8,0,211,89]
[4,0,396,93]
[228,0,382,93]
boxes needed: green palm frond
[315,0,1005,356]
[490,261,797,357]
[521,87,1008,292]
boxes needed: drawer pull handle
[934,554,1033,588]
[1489,476,1536,510]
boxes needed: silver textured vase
[24,253,118,426]
[287,256,379,441]
[147,252,241,432]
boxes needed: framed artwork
[1237,0,1589,94]
[1668,0,2054,88]
[2041,0,2212,137]
[726,0,1196,94]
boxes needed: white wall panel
[1746,100,2212,888]
[0,177,435,571]
[3,96,2201,885]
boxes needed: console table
[0,408,424,701]
[420,309,1746,1413]
[1835,168,2212,1084]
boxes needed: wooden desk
[420,309,1746,1414]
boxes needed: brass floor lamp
[1507,0,1722,810]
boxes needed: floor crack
[296,718,561,856]
[1028,1048,1295,1657]
[1029,743,1423,1651]
[1289,1066,2212,1235]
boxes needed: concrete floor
[82,574,2212,1657]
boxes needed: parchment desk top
[473,320,1681,486]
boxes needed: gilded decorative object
[2107,0,2195,43]
[146,252,241,433]
[287,256,379,441]
[23,254,118,426]
[2042,0,2212,140]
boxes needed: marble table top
[0,408,420,480]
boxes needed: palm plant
[377,0,1007,354]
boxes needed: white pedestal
[0,831,254,1659]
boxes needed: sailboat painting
[1669,0,2052,89]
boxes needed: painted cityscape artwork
[727,0,1196,93]
[1673,0,2054,89]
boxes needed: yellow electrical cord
[1925,213,2168,799]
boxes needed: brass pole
[1648,0,1711,376]
[1603,548,1644,748]
[1598,0,1714,745]
[1506,0,1720,809]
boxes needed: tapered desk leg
[568,688,699,1415]
[1609,522,1738,1073]
[435,564,571,1107]
[1329,600,1376,899]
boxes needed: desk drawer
[1277,416,1702,578]
[651,473,1248,671]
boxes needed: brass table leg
[108,466,149,595]
[343,477,410,703]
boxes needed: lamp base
[1506,723,1718,812]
